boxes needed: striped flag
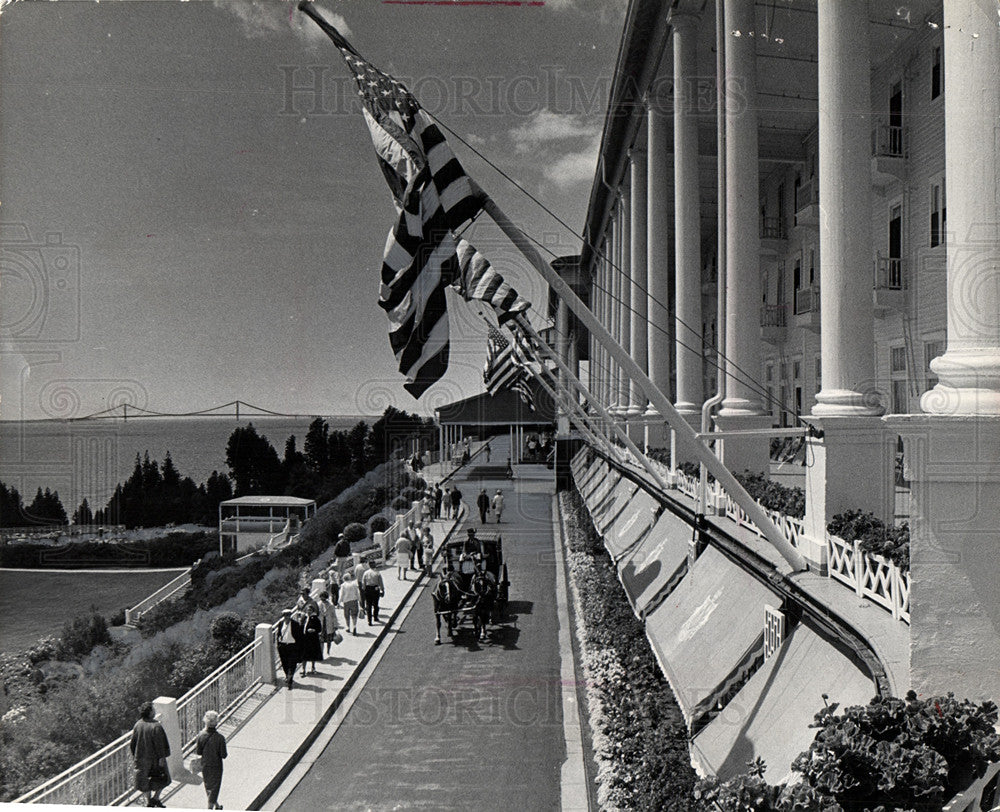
[455,239,531,325]
[484,324,536,410]
[301,3,483,397]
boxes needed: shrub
[107,608,126,627]
[342,522,367,543]
[399,486,422,503]
[791,693,1000,811]
[734,470,805,519]
[209,612,249,650]
[828,509,910,570]
[56,612,112,661]
[368,515,390,534]
[391,496,410,510]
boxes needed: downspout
[699,0,727,518]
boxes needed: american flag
[484,324,536,410]
[455,239,531,324]
[301,2,482,397]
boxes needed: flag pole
[512,316,671,493]
[480,193,807,572]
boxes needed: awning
[645,546,780,728]
[579,459,609,501]
[691,623,876,784]
[585,469,620,512]
[617,508,693,613]
[603,490,660,560]
[596,479,640,534]
[570,447,591,480]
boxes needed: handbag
[185,754,203,774]
[148,763,170,791]
[332,630,343,645]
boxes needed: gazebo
[218,495,317,555]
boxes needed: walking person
[484,441,491,462]
[334,533,352,577]
[195,710,227,810]
[394,531,413,581]
[421,491,434,524]
[477,488,490,524]
[129,701,170,808]
[353,557,369,616]
[318,591,340,655]
[402,520,420,570]
[433,483,443,519]
[361,560,385,625]
[492,489,505,524]
[300,604,323,676]
[420,525,435,576]
[275,608,303,689]
[449,486,462,519]
[339,571,360,635]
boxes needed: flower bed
[828,508,910,570]
[695,692,1000,811]
[560,487,695,810]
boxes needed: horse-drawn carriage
[432,529,510,644]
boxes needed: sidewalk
[134,457,485,810]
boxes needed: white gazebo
[218,495,317,556]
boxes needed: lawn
[0,569,187,653]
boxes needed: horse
[432,572,461,645]
[469,570,498,642]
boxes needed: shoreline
[0,566,190,574]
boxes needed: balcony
[759,217,787,258]
[871,121,906,186]
[873,254,906,314]
[794,178,819,227]
[760,304,787,345]
[793,284,821,331]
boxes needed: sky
[0,0,624,421]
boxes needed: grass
[0,569,186,652]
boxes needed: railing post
[253,623,275,686]
[152,696,183,779]
[374,530,387,562]
[852,540,864,596]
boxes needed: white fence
[827,535,910,623]
[14,636,268,806]
[125,567,194,625]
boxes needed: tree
[27,487,67,525]
[303,418,330,476]
[0,481,26,527]
[347,421,371,474]
[225,424,284,496]
[73,499,94,526]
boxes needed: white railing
[15,637,267,806]
[125,567,194,625]
[827,535,910,624]
[676,471,699,500]
[176,639,261,748]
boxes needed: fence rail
[827,534,910,623]
[177,639,261,748]
[125,567,194,625]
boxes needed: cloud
[542,133,601,189]
[508,110,600,154]
[211,0,351,42]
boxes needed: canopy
[691,623,876,783]
[644,546,780,728]
[595,478,640,534]
[616,508,694,614]
[603,490,660,560]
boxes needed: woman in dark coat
[195,710,227,810]
[300,604,324,675]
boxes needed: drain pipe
[699,0,727,519]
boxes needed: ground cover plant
[828,509,910,570]
[560,486,695,810]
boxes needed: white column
[813,0,880,417]
[152,697,183,779]
[716,0,770,473]
[619,177,633,417]
[886,0,1000,703]
[610,202,623,412]
[647,82,674,446]
[920,0,1000,415]
[254,622,275,685]
[629,139,649,419]
[672,11,704,421]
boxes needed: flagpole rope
[435,116,796,425]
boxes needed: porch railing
[827,534,910,623]
[875,254,904,290]
[794,284,820,315]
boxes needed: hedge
[560,487,695,810]
[828,509,910,570]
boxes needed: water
[0,415,373,515]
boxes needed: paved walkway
[270,439,584,812]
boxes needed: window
[808,248,816,285]
[930,177,946,247]
[815,356,822,393]
[924,338,945,389]
[793,359,802,381]
[891,346,907,373]
[931,45,942,99]
[766,364,774,383]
